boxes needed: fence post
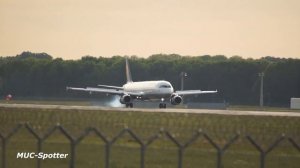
[70,141,76,168]
[203,133,239,168]
[0,124,22,168]
[260,153,265,168]
[25,124,42,168]
[164,131,184,168]
[1,139,6,168]
[141,133,161,168]
[58,126,76,168]
[37,139,42,168]
[105,143,111,168]
[140,145,146,168]
[178,147,184,168]
[216,150,223,168]
[246,135,284,168]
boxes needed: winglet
[125,57,133,83]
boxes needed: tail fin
[125,57,133,83]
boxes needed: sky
[0,0,300,59]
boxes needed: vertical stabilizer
[125,57,133,83]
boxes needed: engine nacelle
[170,95,182,105]
[119,94,132,104]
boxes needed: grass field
[0,99,92,106]
[227,105,300,112]
[0,106,300,168]
[2,99,300,112]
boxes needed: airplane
[66,58,217,108]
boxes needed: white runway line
[0,103,300,117]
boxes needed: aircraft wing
[97,85,123,90]
[67,87,123,95]
[66,87,144,96]
[175,90,217,96]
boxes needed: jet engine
[170,95,182,105]
[119,94,131,104]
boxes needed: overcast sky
[1,0,300,59]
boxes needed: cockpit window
[159,85,171,88]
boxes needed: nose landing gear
[159,98,167,108]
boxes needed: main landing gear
[125,103,133,108]
[159,103,166,108]
[159,98,167,108]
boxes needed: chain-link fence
[0,123,299,168]
[0,107,300,168]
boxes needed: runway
[1,103,300,117]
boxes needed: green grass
[0,107,300,168]
[0,99,92,106]
[227,105,300,112]
[2,99,300,112]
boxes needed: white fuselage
[123,80,174,99]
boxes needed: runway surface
[1,103,300,117]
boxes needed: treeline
[0,52,299,106]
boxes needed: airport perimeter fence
[0,123,299,168]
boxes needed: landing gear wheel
[159,98,167,109]
[126,103,133,108]
[159,103,162,108]
[159,103,166,108]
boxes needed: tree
[0,52,299,106]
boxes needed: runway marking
[0,103,300,117]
